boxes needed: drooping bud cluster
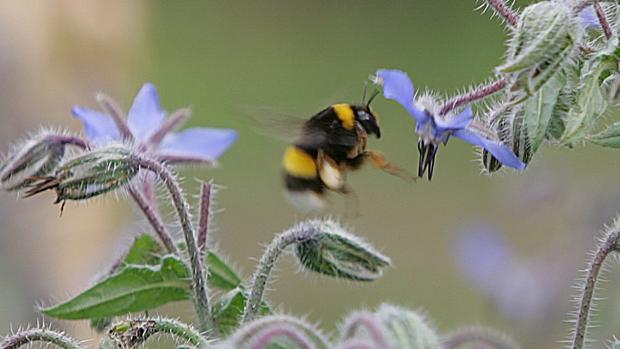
[23,145,139,204]
[0,131,81,191]
[480,1,620,172]
[499,1,579,93]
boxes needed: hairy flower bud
[341,304,440,349]
[499,1,577,92]
[482,102,532,173]
[221,315,330,349]
[294,219,391,281]
[24,145,138,203]
[0,133,69,191]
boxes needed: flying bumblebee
[280,91,413,211]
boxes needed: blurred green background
[2,1,620,348]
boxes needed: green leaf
[124,234,163,266]
[560,58,614,145]
[177,241,243,291]
[524,72,565,153]
[207,251,243,290]
[591,121,620,148]
[212,287,270,336]
[41,256,191,320]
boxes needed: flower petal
[71,106,120,144]
[159,127,238,163]
[579,6,601,29]
[127,83,166,141]
[375,69,428,123]
[453,128,526,170]
[434,107,473,130]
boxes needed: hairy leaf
[212,287,270,336]
[524,72,565,152]
[41,256,191,320]
[591,121,620,148]
[560,58,614,145]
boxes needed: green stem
[105,318,208,349]
[132,156,214,335]
[572,230,619,349]
[128,185,179,255]
[242,227,314,324]
[1,328,84,349]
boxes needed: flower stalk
[198,180,214,254]
[593,1,613,40]
[242,228,306,324]
[102,318,208,349]
[485,0,519,27]
[439,78,508,116]
[128,185,178,255]
[0,329,84,349]
[131,155,214,335]
[571,229,620,349]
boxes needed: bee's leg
[365,150,416,181]
[317,149,347,191]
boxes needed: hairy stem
[198,180,214,254]
[129,185,178,255]
[574,1,593,13]
[242,227,316,323]
[594,1,613,40]
[440,327,518,349]
[439,78,508,116]
[1,328,84,349]
[132,156,214,335]
[106,318,208,349]
[572,230,620,349]
[50,135,92,150]
[485,0,519,27]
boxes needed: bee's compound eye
[358,111,371,121]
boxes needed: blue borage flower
[372,69,525,179]
[72,83,238,165]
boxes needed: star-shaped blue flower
[72,83,238,165]
[373,69,525,179]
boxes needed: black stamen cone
[417,141,439,181]
[417,140,427,178]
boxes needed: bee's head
[354,106,380,138]
[355,88,381,138]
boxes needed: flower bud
[25,145,139,203]
[340,305,440,349]
[499,2,576,84]
[1,133,67,191]
[294,219,391,281]
[222,315,330,349]
[482,102,532,173]
[375,304,440,349]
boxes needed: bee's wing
[243,105,345,148]
[242,105,309,143]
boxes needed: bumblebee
[282,95,412,211]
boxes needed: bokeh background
[1,1,620,348]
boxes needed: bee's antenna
[366,89,380,107]
[361,81,369,104]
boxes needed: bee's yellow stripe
[332,103,355,130]
[282,146,317,178]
